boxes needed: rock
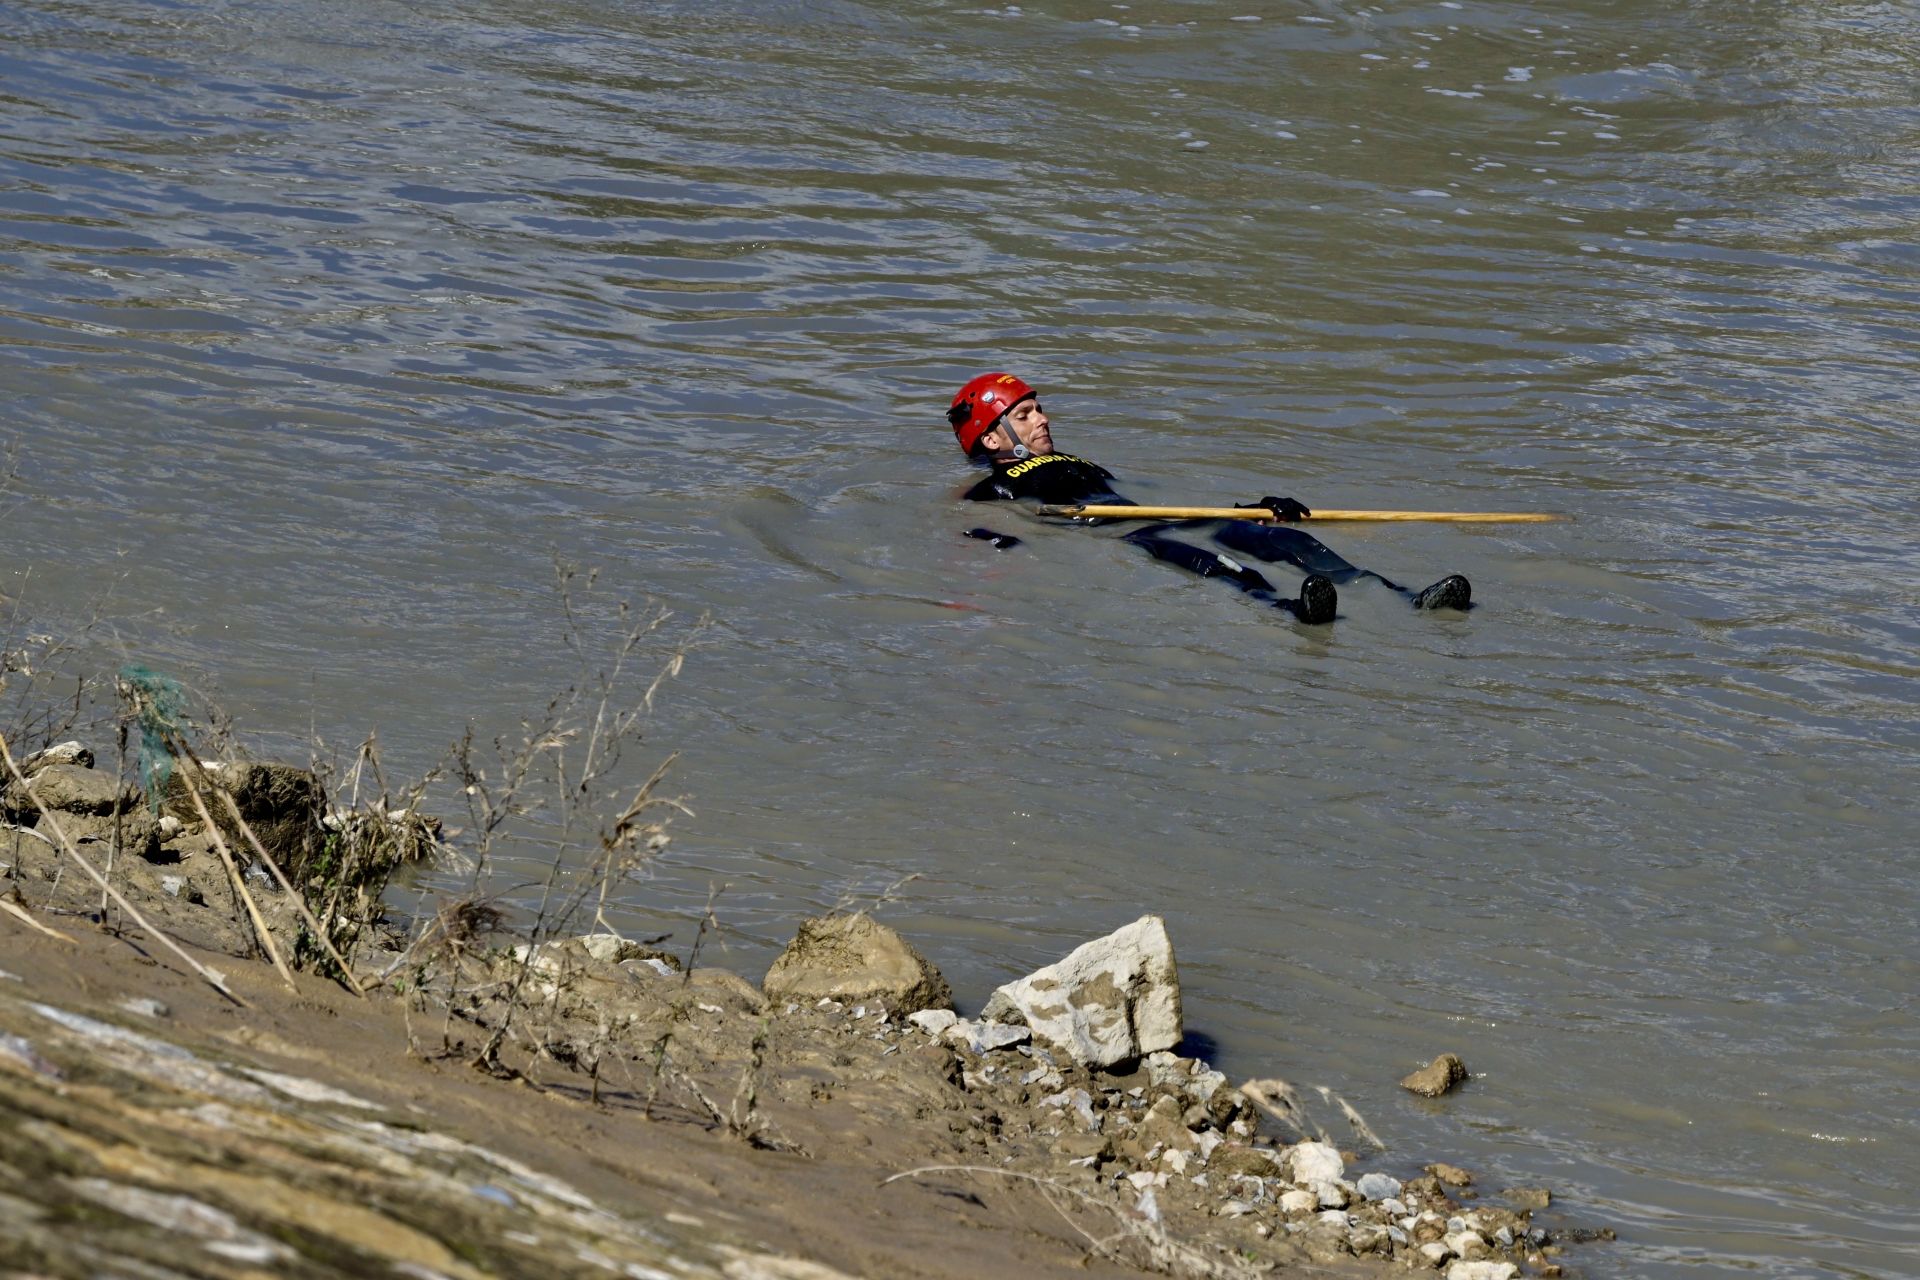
[1278,1189,1318,1216]
[1401,1052,1469,1097]
[907,1009,958,1036]
[1210,1145,1285,1179]
[687,968,767,1013]
[1350,1224,1392,1255]
[1312,1180,1350,1209]
[1426,1162,1474,1188]
[1505,1186,1551,1211]
[1444,1230,1490,1260]
[762,914,952,1015]
[1050,1132,1110,1163]
[1289,1141,1344,1186]
[6,764,133,817]
[1298,1224,1353,1264]
[1418,1241,1454,1269]
[24,741,92,772]
[1445,1264,1518,1280]
[1357,1171,1403,1202]
[977,915,1181,1069]
[941,1018,1030,1055]
[1138,1095,1197,1154]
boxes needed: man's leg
[1212,520,1471,611]
[1122,525,1336,623]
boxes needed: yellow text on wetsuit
[1003,452,1087,479]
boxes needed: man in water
[948,372,1472,625]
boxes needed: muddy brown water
[2,2,1916,1276]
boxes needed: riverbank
[0,743,1597,1279]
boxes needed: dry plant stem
[170,754,298,992]
[207,775,366,997]
[1,892,77,942]
[0,733,248,1007]
[104,720,129,923]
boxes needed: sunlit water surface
[3,2,1916,1276]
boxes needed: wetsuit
[964,452,1465,617]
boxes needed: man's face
[982,396,1053,458]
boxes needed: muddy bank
[0,743,1604,1279]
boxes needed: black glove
[964,527,1022,550]
[1235,495,1311,522]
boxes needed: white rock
[1312,1179,1350,1208]
[1218,1200,1254,1218]
[977,915,1182,1069]
[1419,1240,1455,1267]
[1192,1130,1223,1163]
[1278,1189,1318,1215]
[940,1018,1031,1054]
[907,1009,958,1036]
[1445,1264,1519,1280]
[1444,1230,1490,1260]
[1316,1209,1351,1228]
[1289,1141,1344,1186]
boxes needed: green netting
[119,664,185,811]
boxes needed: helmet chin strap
[996,414,1031,460]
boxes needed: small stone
[907,1008,958,1036]
[1218,1199,1253,1218]
[1357,1172,1403,1202]
[1401,1052,1470,1097]
[1419,1241,1455,1268]
[1427,1162,1474,1187]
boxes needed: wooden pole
[1034,504,1562,523]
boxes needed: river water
[3,1,1916,1275]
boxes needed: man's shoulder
[963,452,1117,502]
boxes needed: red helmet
[947,372,1035,455]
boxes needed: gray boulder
[978,914,1182,1069]
[763,914,953,1014]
